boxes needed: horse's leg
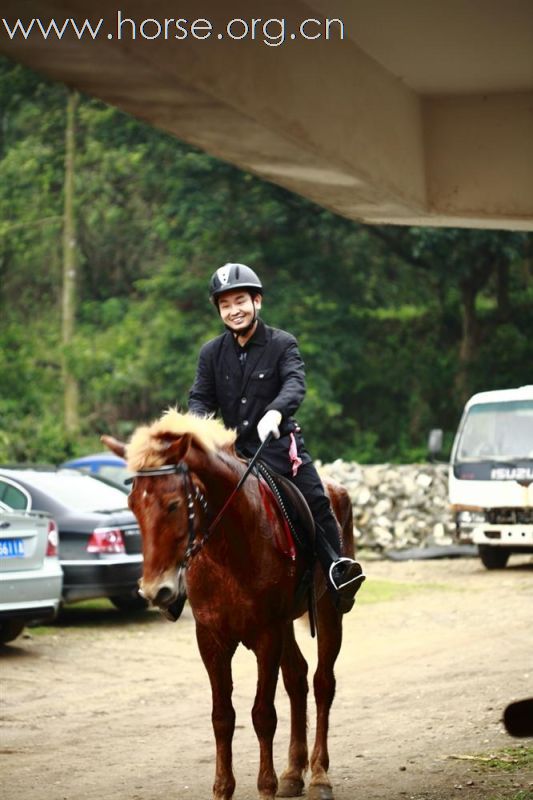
[309,592,343,800]
[196,624,238,800]
[278,621,309,797]
[251,626,284,800]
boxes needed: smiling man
[188,262,365,612]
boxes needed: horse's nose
[140,574,179,606]
[154,586,174,606]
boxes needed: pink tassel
[289,432,303,477]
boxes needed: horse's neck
[192,448,240,501]
[192,449,261,562]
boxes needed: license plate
[0,538,25,558]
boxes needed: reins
[126,437,318,637]
[126,463,209,565]
[202,431,273,537]
[125,433,272,568]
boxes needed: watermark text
[2,12,345,48]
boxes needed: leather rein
[125,462,240,568]
[125,435,272,568]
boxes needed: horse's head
[103,430,199,610]
[102,410,236,613]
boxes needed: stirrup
[329,557,366,590]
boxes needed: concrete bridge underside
[1,0,532,230]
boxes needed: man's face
[217,290,262,332]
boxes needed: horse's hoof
[276,776,305,796]
[308,784,334,800]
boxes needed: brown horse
[103,409,358,800]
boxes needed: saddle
[255,460,316,561]
[254,461,319,635]
[166,459,319,634]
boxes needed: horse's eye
[167,500,179,513]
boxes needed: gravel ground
[1,554,532,800]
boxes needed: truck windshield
[456,400,533,461]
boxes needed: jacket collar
[224,318,267,350]
[244,318,267,347]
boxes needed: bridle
[125,435,273,569]
[126,463,210,567]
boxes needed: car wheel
[0,620,26,644]
[110,593,149,613]
[478,545,510,570]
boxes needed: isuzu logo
[490,466,533,482]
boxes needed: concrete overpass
[1,1,532,230]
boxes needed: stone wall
[318,461,455,551]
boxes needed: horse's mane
[127,408,237,471]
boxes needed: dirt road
[1,556,532,800]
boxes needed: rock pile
[318,460,454,551]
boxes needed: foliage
[1,57,532,464]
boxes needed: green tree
[1,56,531,465]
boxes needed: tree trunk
[523,235,533,288]
[62,90,79,434]
[455,280,479,403]
[496,259,510,320]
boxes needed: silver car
[0,468,144,611]
[0,504,63,644]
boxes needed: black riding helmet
[209,263,263,305]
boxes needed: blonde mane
[126,408,237,471]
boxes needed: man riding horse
[189,263,365,612]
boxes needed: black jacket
[188,319,311,474]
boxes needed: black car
[0,467,146,612]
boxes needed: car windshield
[22,470,129,512]
[95,465,130,486]
[456,400,533,461]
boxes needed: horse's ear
[101,434,127,459]
[158,432,192,463]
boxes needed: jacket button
[241,397,247,404]
[243,420,249,426]
[259,373,265,379]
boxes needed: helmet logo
[216,265,231,286]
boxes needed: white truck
[444,385,533,569]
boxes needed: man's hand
[257,410,282,442]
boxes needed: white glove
[257,410,282,442]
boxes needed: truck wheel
[478,545,510,570]
[0,620,25,644]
